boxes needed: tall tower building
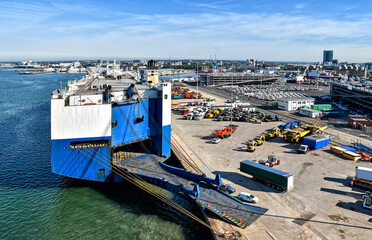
[323,50,333,64]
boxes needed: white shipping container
[355,166,372,182]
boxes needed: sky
[1,0,372,62]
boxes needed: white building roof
[278,97,315,102]
[299,108,322,113]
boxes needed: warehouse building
[348,115,372,129]
[199,73,278,86]
[331,82,372,114]
[277,97,315,111]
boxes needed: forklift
[258,155,281,167]
[247,140,257,152]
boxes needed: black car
[218,184,236,194]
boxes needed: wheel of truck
[277,186,281,191]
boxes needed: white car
[238,192,259,203]
[212,138,221,144]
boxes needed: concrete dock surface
[171,88,372,240]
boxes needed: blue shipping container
[340,146,356,153]
[303,135,329,150]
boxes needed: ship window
[164,94,168,99]
[99,169,105,173]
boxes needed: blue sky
[1,0,372,62]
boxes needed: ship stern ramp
[114,154,268,228]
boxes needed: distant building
[247,59,256,67]
[323,50,333,64]
[277,97,315,111]
[365,63,372,71]
[172,61,183,66]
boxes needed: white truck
[350,166,372,191]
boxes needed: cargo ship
[50,60,268,232]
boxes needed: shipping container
[303,135,329,150]
[311,104,332,110]
[351,166,372,191]
[240,160,294,191]
[355,166,372,183]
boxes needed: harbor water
[0,69,208,240]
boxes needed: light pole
[196,63,199,104]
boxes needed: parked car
[218,184,236,194]
[238,192,259,203]
[212,138,221,144]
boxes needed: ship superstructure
[51,66,171,182]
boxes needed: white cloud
[0,1,372,61]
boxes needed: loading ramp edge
[114,154,268,229]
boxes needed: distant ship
[67,67,80,73]
[306,70,333,80]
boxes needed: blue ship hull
[51,97,171,182]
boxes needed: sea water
[0,69,208,240]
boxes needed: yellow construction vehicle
[213,109,221,115]
[271,127,281,136]
[254,136,265,145]
[266,127,280,139]
[283,128,311,143]
[205,112,214,118]
[304,124,328,134]
[247,141,257,152]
